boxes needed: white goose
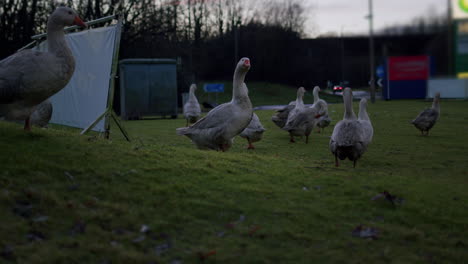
[312,86,331,133]
[0,7,86,131]
[176,58,252,151]
[283,100,326,144]
[183,83,201,126]
[240,112,265,149]
[329,88,371,167]
[411,92,440,136]
[357,97,373,150]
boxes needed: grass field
[0,82,467,263]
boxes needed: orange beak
[73,16,87,28]
[244,59,250,67]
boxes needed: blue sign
[203,83,224,93]
[376,65,385,78]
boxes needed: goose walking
[282,87,306,142]
[0,7,86,131]
[240,112,265,149]
[411,92,440,136]
[176,58,253,151]
[329,88,372,167]
[312,86,331,133]
[183,83,201,126]
[283,100,326,143]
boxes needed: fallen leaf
[351,225,378,239]
[33,215,49,222]
[198,250,216,261]
[140,225,150,233]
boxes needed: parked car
[333,85,343,94]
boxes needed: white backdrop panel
[37,25,116,131]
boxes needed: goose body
[329,88,372,167]
[411,92,440,136]
[271,101,295,128]
[312,86,331,132]
[283,100,326,143]
[30,99,53,128]
[183,83,201,126]
[176,58,253,151]
[0,7,86,131]
[240,112,265,149]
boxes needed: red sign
[388,56,429,81]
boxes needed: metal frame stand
[80,16,130,141]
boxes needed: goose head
[49,6,87,28]
[236,57,251,73]
[297,87,306,98]
[189,83,197,93]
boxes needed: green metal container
[119,59,178,120]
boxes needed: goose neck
[344,93,356,120]
[232,68,248,99]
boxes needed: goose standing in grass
[282,87,306,142]
[329,88,371,168]
[240,112,265,149]
[283,100,326,143]
[176,58,252,151]
[0,7,86,131]
[30,99,53,128]
[411,92,440,136]
[183,83,201,126]
[357,98,373,150]
[312,86,331,133]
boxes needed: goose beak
[244,59,250,67]
[74,16,87,28]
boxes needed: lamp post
[368,0,376,103]
[340,25,345,84]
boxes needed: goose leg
[289,134,295,143]
[24,117,31,131]
[247,139,255,150]
[305,135,309,144]
[353,160,357,168]
[335,153,339,167]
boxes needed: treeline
[1,0,311,86]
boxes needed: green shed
[119,59,178,120]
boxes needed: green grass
[1,91,468,263]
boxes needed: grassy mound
[0,97,467,263]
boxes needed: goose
[183,83,201,126]
[0,7,86,131]
[30,99,53,128]
[283,100,326,144]
[329,88,371,168]
[312,86,331,133]
[271,101,295,128]
[411,92,440,136]
[239,112,265,149]
[176,58,253,151]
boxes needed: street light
[367,0,376,103]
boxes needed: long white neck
[47,20,74,61]
[313,87,319,103]
[432,95,440,112]
[296,91,304,108]
[358,101,370,121]
[232,67,248,99]
[189,86,197,100]
[343,90,356,120]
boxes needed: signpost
[452,0,468,77]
